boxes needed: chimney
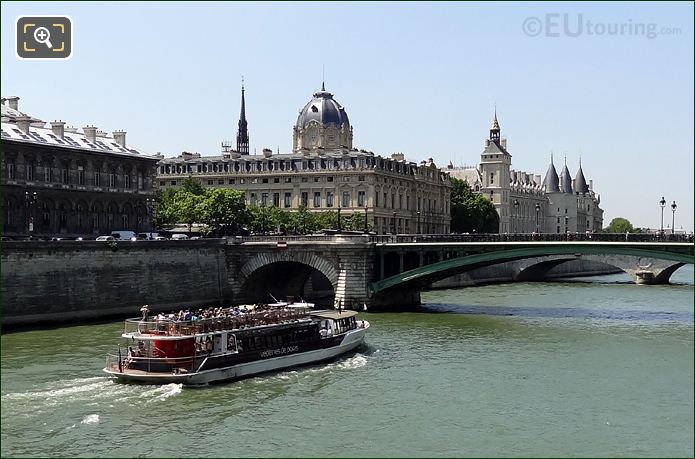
[589,179,593,191]
[16,115,31,134]
[83,126,97,143]
[65,125,78,133]
[6,96,19,111]
[51,120,66,138]
[113,130,126,147]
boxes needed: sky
[2,1,693,231]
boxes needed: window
[391,194,395,209]
[326,192,334,208]
[314,177,320,182]
[261,193,269,206]
[384,192,388,208]
[240,178,245,184]
[342,192,350,208]
[160,180,165,186]
[171,180,177,186]
[262,178,268,184]
[313,192,321,208]
[490,172,494,185]
[358,191,365,207]
[94,172,101,187]
[78,166,85,186]
[250,193,257,205]
[208,180,213,185]
[284,192,291,208]
[273,193,280,207]
[45,166,51,182]
[327,176,334,182]
[218,180,224,185]
[375,192,379,207]
[301,177,308,183]
[274,178,280,183]
[7,162,15,180]
[228,179,235,184]
[63,169,70,185]
[358,175,365,182]
[343,176,351,182]
[301,192,308,207]
[406,196,410,210]
[284,177,292,183]
[26,163,34,181]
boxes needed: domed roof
[296,85,350,129]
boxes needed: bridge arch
[372,244,694,295]
[238,252,339,305]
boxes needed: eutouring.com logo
[522,13,682,39]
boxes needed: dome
[296,87,350,129]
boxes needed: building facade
[1,96,160,238]
[157,85,451,234]
[449,112,603,234]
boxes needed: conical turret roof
[560,160,573,194]
[574,160,589,193]
[543,154,560,192]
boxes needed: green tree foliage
[199,188,249,236]
[180,175,205,196]
[449,177,500,233]
[605,217,634,233]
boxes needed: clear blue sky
[2,2,693,231]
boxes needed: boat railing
[124,307,313,337]
[105,353,197,373]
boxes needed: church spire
[236,78,249,155]
[489,106,500,141]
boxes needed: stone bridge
[2,235,693,325]
[227,235,693,310]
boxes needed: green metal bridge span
[372,242,694,294]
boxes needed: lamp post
[513,199,519,233]
[337,206,342,233]
[25,191,38,238]
[392,211,397,235]
[671,201,677,235]
[417,211,421,235]
[364,206,368,233]
[659,196,666,237]
[535,203,541,234]
[145,198,156,232]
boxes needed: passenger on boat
[140,304,150,321]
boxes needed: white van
[170,233,189,240]
[110,231,137,241]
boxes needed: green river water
[2,266,693,457]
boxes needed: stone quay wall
[2,240,230,326]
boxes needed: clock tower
[479,110,512,232]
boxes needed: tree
[605,217,634,233]
[181,175,205,196]
[199,188,249,236]
[173,191,204,233]
[449,177,500,233]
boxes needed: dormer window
[311,105,318,112]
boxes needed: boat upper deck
[124,305,316,339]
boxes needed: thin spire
[322,65,325,91]
[237,78,249,154]
[550,151,554,163]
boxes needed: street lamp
[25,191,38,238]
[364,206,368,233]
[417,211,421,235]
[535,203,541,234]
[659,196,666,236]
[145,198,156,232]
[513,199,519,233]
[671,201,677,235]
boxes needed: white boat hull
[104,323,369,385]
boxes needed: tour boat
[103,305,369,385]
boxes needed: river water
[2,266,693,457]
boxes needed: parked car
[110,231,137,241]
[138,232,164,240]
[170,234,189,240]
[153,236,168,241]
[96,235,116,241]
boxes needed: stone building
[1,96,160,238]
[157,85,452,234]
[448,112,603,234]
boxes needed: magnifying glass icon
[33,27,53,49]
